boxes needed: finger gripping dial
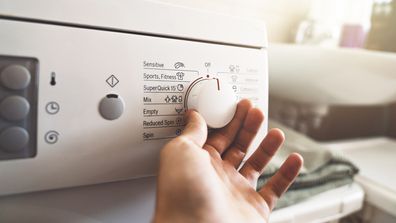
[186,78,237,128]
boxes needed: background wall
[156,0,312,43]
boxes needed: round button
[187,78,237,128]
[99,94,124,120]
[1,64,31,90]
[0,127,29,153]
[0,96,30,121]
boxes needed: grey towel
[257,120,359,209]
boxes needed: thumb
[181,110,208,147]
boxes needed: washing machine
[0,1,364,222]
[0,0,269,221]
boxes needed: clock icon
[45,101,60,115]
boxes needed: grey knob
[0,127,29,153]
[99,94,124,120]
[1,64,31,90]
[0,96,30,121]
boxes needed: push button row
[0,61,35,158]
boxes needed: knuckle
[248,157,263,172]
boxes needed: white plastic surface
[325,138,396,217]
[270,184,364,223]
[0,177,157,223]
[187,78,237,128]
[0,0,267,48]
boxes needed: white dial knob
[186,78,237,128]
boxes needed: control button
[99,94,124,120]
[187,78,237,128]
[44,130,59,144]
[1,64,31,90]
[45,101,60,115]
[0,96,30,121]
[0,127,29,153]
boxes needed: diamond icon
[165,95,171,103]
[106,75,119,88]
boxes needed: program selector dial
[186,78,237,128]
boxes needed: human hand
[154,99,303,223]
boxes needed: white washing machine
[0,0,268,220]
[0,1,362,222]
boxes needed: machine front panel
[0,19,268,195]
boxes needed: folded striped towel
[257,120,359,209]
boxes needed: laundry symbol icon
[171,95,178,103]
[175,107,183,114]
[174,62,185,69]
[177,84,184,91]
[165,96,171,103]
[176,72,185,80]
[231,75,238,82]
[176,117,183,125]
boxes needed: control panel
[0,19,268,195]
[0,56,38,160]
